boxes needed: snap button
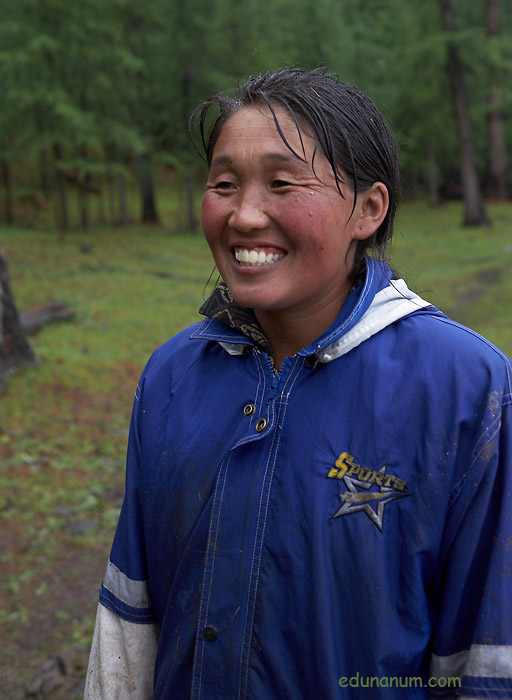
[203,625,218,642]
[305,355,318,369]
[255,418,267,433]
[243,403,255,417]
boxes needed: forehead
[213,104,314,158]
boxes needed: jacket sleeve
[85,371,160,698]
[429,379,512,699]
[84,603,159,699]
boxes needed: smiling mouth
[234,248,285,266]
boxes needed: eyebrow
[210,152,304,168]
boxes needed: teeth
[235,249,284,266]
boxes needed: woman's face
[201,104,379,327]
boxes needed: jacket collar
[191,259,431,362]
[197,281,272,354]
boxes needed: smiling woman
[200,105,388,368]
[85,68,512,700]
[196,68,400,284]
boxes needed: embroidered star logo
[332,465,410,531]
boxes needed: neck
[254,286,351,371]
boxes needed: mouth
[234,247,285,267]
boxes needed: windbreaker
[85,258,512,700]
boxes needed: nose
[228,186,269,232]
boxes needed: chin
[228,285,282,312]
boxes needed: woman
[85,68,512,699]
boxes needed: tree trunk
[486,0,508,199]
[96,179,106,224]
[136,154,159,224]
[107,172,117,224]
[53,143,69,231]
[186,175,197,232]
[77,145,90,231]
[427,141,439,208]
[39,149,52,200]
[1,159,14,225]
[117,173,130,225]
[78,172,91,231]
[0,253,36,395]
[487,89,507,198]
[182,70,197,232]
[439,0,490,226]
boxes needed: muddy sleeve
[429,386,512,699]
[84,603,158,699]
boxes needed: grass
[0,222,213,697]
[1,199,512,696]
[392,200,512,353]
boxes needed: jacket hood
[317,277,431,364]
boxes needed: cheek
[284,197,338,250]
[200,193,224,246]
[279,194,320,240]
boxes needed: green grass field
[393,201,512,352]
[1,200,512,697]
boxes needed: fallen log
[20,302,75,335]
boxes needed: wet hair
[190,67,400,285]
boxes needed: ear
[352,182,389,240]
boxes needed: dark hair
[190,67,400,285]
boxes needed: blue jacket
[98,259,512,699]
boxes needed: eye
[271,179,292,189]
[214,181,236,190]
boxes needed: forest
[1,0,511,233]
